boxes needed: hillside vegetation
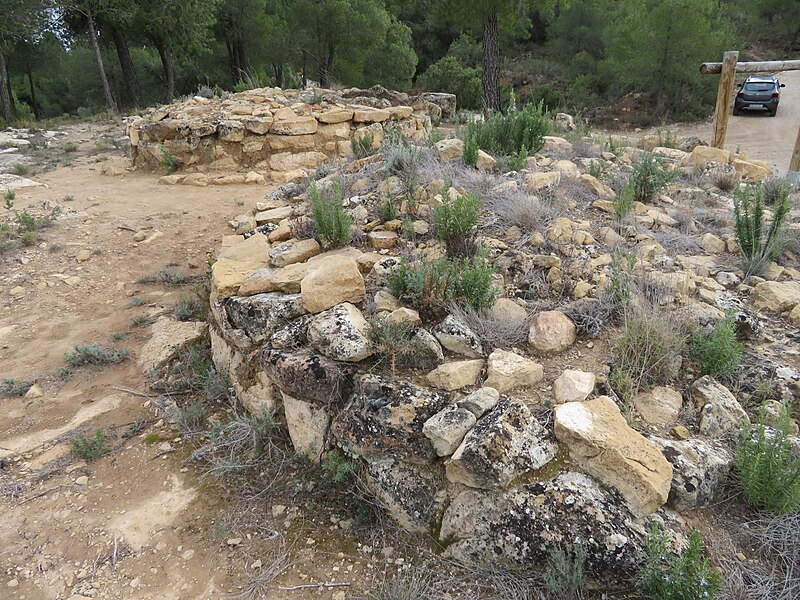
[1,0,798,126]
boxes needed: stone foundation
[127,86,453,184]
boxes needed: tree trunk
[225,38,237,82]
[319,43,334,88]
[301,50,307,88]
[482,6,501,115]
[111,26,142,108]
[26,65,40,120]
[0,51,13,124]
[155,42,176,102]
[272,63,284,88]
[234,38,247,80]
[86,4,118,114]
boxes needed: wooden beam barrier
[710,51,739,149]
[700,59,800,75]
[790,126,800,172]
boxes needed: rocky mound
[126,85,453,186]
[203,126,800,579]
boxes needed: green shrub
[70,428,109,461]
[433,189,481,258]
[175,400,209,433]
[351,132,374,159]
[379,198,398,222]
[65,343,129,367]
[17,210,36,232]
[612,305,685,397]
[157,144,180,174]
[462,135,479,167]
[613,183,635,224]
[505,145,529,171]
[587,160,602,179]
[762,177,793,206]
[367,315,429,374]
[639,523,721,600]
[543,545,586,598]
[689,316,743,377]
[310,180,352,249]
[20,231,36,246]
[387,256,497,318]
[0,378,33,398]
[130,314,153,328]
[607,248,636,306]
[13,163,29,176]
[417,55,482,110]
[3,189,14,209]
[63,142,78,153]
[321,449,356,484]
[736,401,800,514]
[630,153,677,203]
[465,101,550,156]
[174,296,205,321]
[734,182,791,275]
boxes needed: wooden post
[790,125,800,172]
[711,51,739,149]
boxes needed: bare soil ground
[0,126,384,600]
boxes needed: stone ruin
[127,85,454,186]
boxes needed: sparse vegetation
[433,189,481,258]
[734,182,791,275]
[63,142,78,153]
[175,400,209,433]
[138,267,188,286]
[689,316,743,377]
[464,101,550,157]
[65,343,129,367]
[0,378,34,398]
[543,545,587,599]
[736,401,800,514]
[174,296,205,321]
[367,315,426,374]
[157,144,180,174]
[3,190,14,209]
[639,523,721,600]
[612,183,635,225]
[310,180,353,249]
[762,177,794,206]
[710,168,738,192]
[351,131,374,159]
[128,295,146,307]
[13,163,30,176]
[69,428,109,462]
[462,135,478,167]
[587,160,602,179]
[130,314,153,327]
[384,142,421,191]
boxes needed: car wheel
[733,108,740,116]
[769,109,777,117]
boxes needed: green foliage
[367,315,427,374]
[387,256,497,317]
[762,177,793,206]
[3,190,14,209]
[63,142,77,153]
[418,56,482,111]
[462,135,478,167]
[613,183,635,223]
[543,545,586,598]
[13,163,30,176]
[0,377,33,398]
[17,210,36,232]
[465,102,550,156]
[310,180,353,249]
[70,428,109,462]
[734,182,791,274]
[130,314,153,328]
[689,317,743,377]
[736,402,800,514]
[607,248,636,306]
[174,296,205,321]
[639,523,721,600]
[433,189,481,257]
[175,400,209,433]
[65,343,129,367]
[321,449,356,484]
[505,146,529,171]
[587,160,602,179]
[351,132,374,159]
[630,153,677,203]
[157,144,180,174]
[379,198,398,222]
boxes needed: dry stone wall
[127,86,453,185]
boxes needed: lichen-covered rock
[426,359,484,391]
[553,369,596,404]
[365,461,442,532]
[433,315,483,358]
[446,398,556,489]
[301,255,366,313]
[139,317,208,375]
[458,387,500,418]
[651,436,733,511]
[225,293,308,344]
[422,405,477,457]
[434,138,464,160]
[440,472,645,575]
[554,396,673,517]
[238,263,309,295]
[269,238,321,267]
[691,376,749,438]
[410,329,445,371]
[484,349,544,393]
[307,302,372,362]
[332,374,451,464]
[261,348,355,405]
[282,392,329,462]
[528,311,576,354]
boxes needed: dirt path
[0,125,351,600]
[673,70,800,173]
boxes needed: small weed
[157,144,180,174]
[63,142,78,153]
[0,378,33,398]
[175,400,209,433]
[70,428,109,462]
[174,296,204,321]
[505,145,529,171]
[130,314,153,328]
[49,243,61,253]
[762,177,794,206]
[92,248,102,255]
[63,194,74,202]
[607,248,636,307]
[138,268,188,286]
[379,198,398,222]
[110,331,128,342]
[310,180,352,249]
[143,433,161,444]
[465,101,549,156]
[65,343,129,367]
[367,315,426,374]
[16,211,36,232]
[587,160,602,179]
[321,449,356,484]
[710,168,738,192]
[234,198,244,207]
[433,188,482,258]
[734,182,790,275]
[543,544,587,599]
[462,135,478,167]
[13,163,30,176]
[351,132,374,159]
[128,296,146,307]
[612,183,635,225]
[20,231,36,246]
[3,189,14,209]
[688,316,743,377]
[639,523,721,600]
[630,153,677,203]
[736,401,800,514]
[59,367,72,380]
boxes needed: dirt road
[674,70,800,173]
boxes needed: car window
[744,82,774,92]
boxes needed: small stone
[484,349,544,393]
[181,549,195,560]
[76,249,92,262]
[423,405,477,457]
[24,383,43,398]
[458,387,500,418]
[553,370,595,404]
[671,425,690,440]
[427,359,484,391]
[528,311,576,354]
[633,386,683,426]
[226,538,242,546]
[133,231,147,242]
[75,476,89,486]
